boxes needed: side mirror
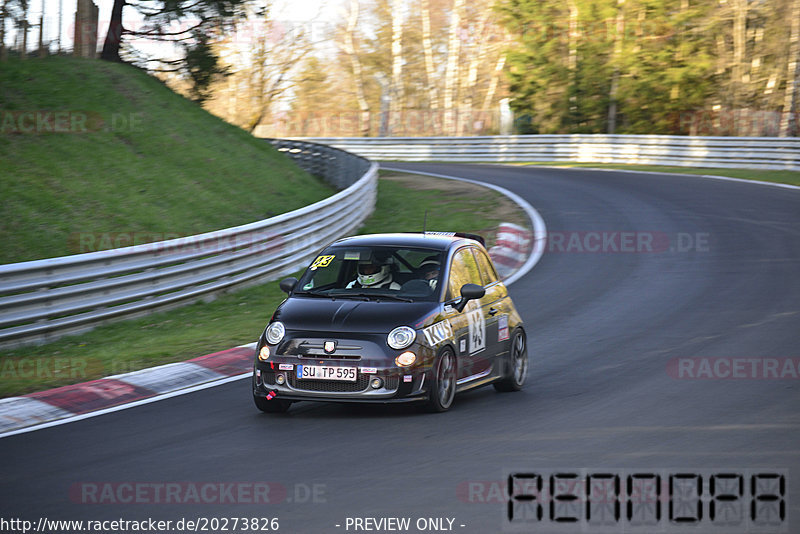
[454,283,485,312]
[279,277,298,294]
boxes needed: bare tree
[19,0,28,59]
[567,0,579,118]
[201,8,314,134]
[443,0,464,135]
[420,0,439,110]
[458,2,490,135]
[389,0,404,135]
[608,0,625,134]
[339,0,371,136]
[482,29,510,111]
[780,0,800,136]
[1,0,7,60]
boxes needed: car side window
[446,247,482,301]
[473,248,499,286]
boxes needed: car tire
[425,348,456,412]
[494,329,528,392]
[253,394,292,413]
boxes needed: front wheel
[253,394,292,413]
[425,348,456,412]
[494,330,528,392]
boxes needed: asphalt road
[1,164,798,534]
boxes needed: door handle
[488,307,499,316]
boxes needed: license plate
[296,365,357,381]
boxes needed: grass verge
[0,171,531,398]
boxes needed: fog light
[258,345,270,361]
[395,351,416,367]
[371,377,383,389]
[276,373,286,385]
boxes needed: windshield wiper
[347,292,413,303]
[325,291,371,301]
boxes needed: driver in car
[347,258,401,290]
[418,259,440,290]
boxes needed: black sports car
[252,232,527,413]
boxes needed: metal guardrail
[0,140,378,349]
[289,135,800,171]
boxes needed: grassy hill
[0,57,333,264]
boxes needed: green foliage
[182,29,230,103]
[101,0,246,101]
[497,0,794,135]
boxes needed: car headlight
[395,351,416,367]
[266,321,285,345]
[387,326,416,350]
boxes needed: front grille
[289,374,371,393]
[297,341,363,360]
[287,374,401,393]
[383,376,400,390]
[260,371,276,386]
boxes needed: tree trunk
[38,14,44,57]
[100,0,125,62]
[421,0,439,110]
[21,0,28,59]
[443,0,464,136]
[567,0,579,118]
[341,0,370,136]
[608,0,625,134]
[731,0,747,133]
[459,5,490,135]
[389,0,404,136]
[482,30,510,112]
[780,0,800,136]
[1,0,6,61]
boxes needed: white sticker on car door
[467,303,486,354]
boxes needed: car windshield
[294,246,445,302]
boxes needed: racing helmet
[357,259,391,287]
[418,259,440,290]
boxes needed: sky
[5,0,339,56]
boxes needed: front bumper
[253,361,430,404]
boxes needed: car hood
[275,296,438,334]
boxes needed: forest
[4,0,795,136]
[198,0,798,137]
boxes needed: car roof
[328,232,483,251]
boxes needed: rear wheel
[494,330,527,392]
[425,348,456,412]
[253,394,292,413]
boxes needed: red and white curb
[0,343,256,438]
[489,223,534,280]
